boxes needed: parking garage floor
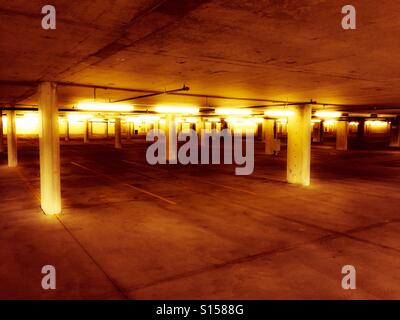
[0,139,399,300]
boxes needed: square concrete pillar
[264,119,276,155]
[115,117,122,149]
[336,120,349,151]
[83,119,89,143]
[38,82,61,215]
[165,114,177,163]
[7,109,18,167]
[88,121,93,139]
[389,120,400,147]
[312,121,322,143]
[0,109,4,153]
[357,119,365,138]
[261,120,266,142]
[105,121,109,139]
[287,105,312,186]
[65,119,70,142]
[127,122,132,140]
[196,118,204,135]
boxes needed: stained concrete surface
[0,138,399,299]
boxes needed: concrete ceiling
[1,0,400,113]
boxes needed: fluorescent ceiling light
[315,111,342,118]
[76,102,134,112]
[365,120,387,127]
[154,106,199,114]
[264,110,295,117]
[67,113,92,122]
[215,108,252,115]
[249,117,263,123]
[186,117,198,123]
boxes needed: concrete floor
[1,138,400,299]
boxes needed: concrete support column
[389,120,400,147]
[0,109,4,153]
[197,119,205,146]
[115,117,122,149]
[196,118,203,135]
[261,120,266,142]
[65,120,70,142]
[357,119,365,139]
[312,121,322,143]
[320,121,324,143]
[38,82,61,215]
[176,121,182,135]
[88,121,93,139]
[105,121,109,139]
[264,119,275,155]
[7,110,17,167]
[165,114,177,163]
[132,122,136,136]
[83,119,89,143]
[336,120,349,151]
[287,105,312,186]
[127,123,132,140]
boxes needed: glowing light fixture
[126,115,161,123]
[76,102,134,112]
[264,110,295,117]
[324,120,337,126]
[225,117,240,123]
[154,106,199,114]
[349,121,359,126]
[250,117,264,123]
[366,120,388,127]
[67,113,92,122]
[185,117,198,123]
[315,111,342,118]
[215,108,252,116]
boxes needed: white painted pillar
[211,121,217,131]
[115,117,122,149]
[105,120,109,139]
[127,122,132,140]
[0,109,4,153]
[196,118,203,135]
[261,120,266,142]
[287,105,312,186]
[176,121,182,135]
[88,121,93,139]
[336,120,349,151]
[264,119,275,155]
[65,119,70,142]
[38,82,61,215]
[389,120,400,147]
[312,121,322,143]
[83,119,89,143]
[7,109,17,167]
[165,114,177,163]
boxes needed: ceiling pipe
[244,101,315,109]
[2,80,400,111]
[0,80,311,105]
[112,85,190,103]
